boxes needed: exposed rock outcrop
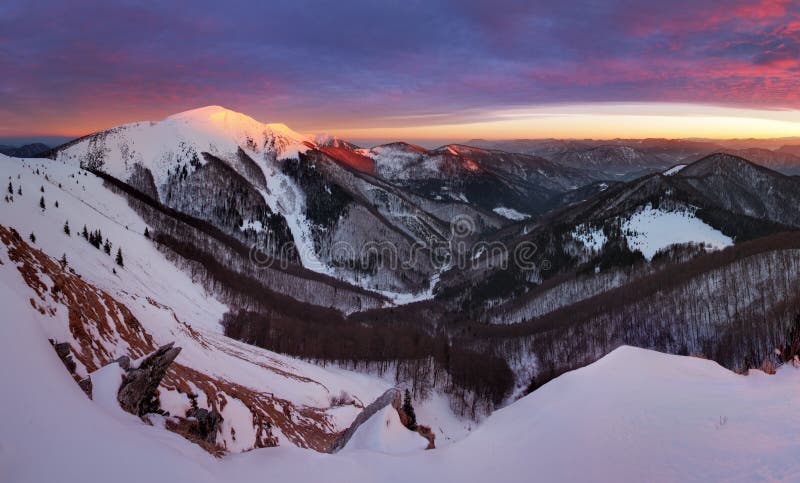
[186,406,223,445]
[50,340,77,374]
[117,342,181,416]
[49,339,93,398]
[78,377,93,399]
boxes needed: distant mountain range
[0,142,50,157]
[466,138,800,177]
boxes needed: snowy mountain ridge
[56,105,313,192]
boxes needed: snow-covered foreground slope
[342,406,429,453]
[3,288,799,483]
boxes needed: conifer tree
[144,227,150,239]
[63,221,70,236]
[7,181,12,195]
[59,253,68,268]
[402,389,417,430]
[39,196,45,210]
[115,248,124,267]
[82,225,89,239]
[29,233,36,244]
[104,239,112,255]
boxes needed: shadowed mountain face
[361,142,598,218]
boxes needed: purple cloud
[0,0,798,136]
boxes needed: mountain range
[2,106,799,481]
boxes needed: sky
[1,0,799,145]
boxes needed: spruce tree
[115,248,124,267]
[144,227,150,239]
[29,232,36,244]
[103,239,112,255]
[402,389,417,430]
[54,200,59,208]
[39,196,45,211]
[82,225,89,239]
[40,186,44,193]
[7,181,12,195]
[63,221,70,236]
[17,187,21,195]
[59,253,68,268]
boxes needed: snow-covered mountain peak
[55,105,316,189]
[313,132,361,149]
[165,105,312,150]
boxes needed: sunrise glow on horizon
[326,103,800,143]
[2,0,800,144]
[5,103,799,147]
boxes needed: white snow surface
[492,206,531,221]
[573,205,734,259]
[623,205,733,259]
[342,406,429,454]
[572,225,608,252]
[663,164,688,176]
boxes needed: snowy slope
[0,154,391,451]
[573,204,733,259]
[663,164,687,176]
[53,107,335,275]
[342,406,429,454]
[622,205,733,259]
[492,206,530,221]
[3,299,799,483]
